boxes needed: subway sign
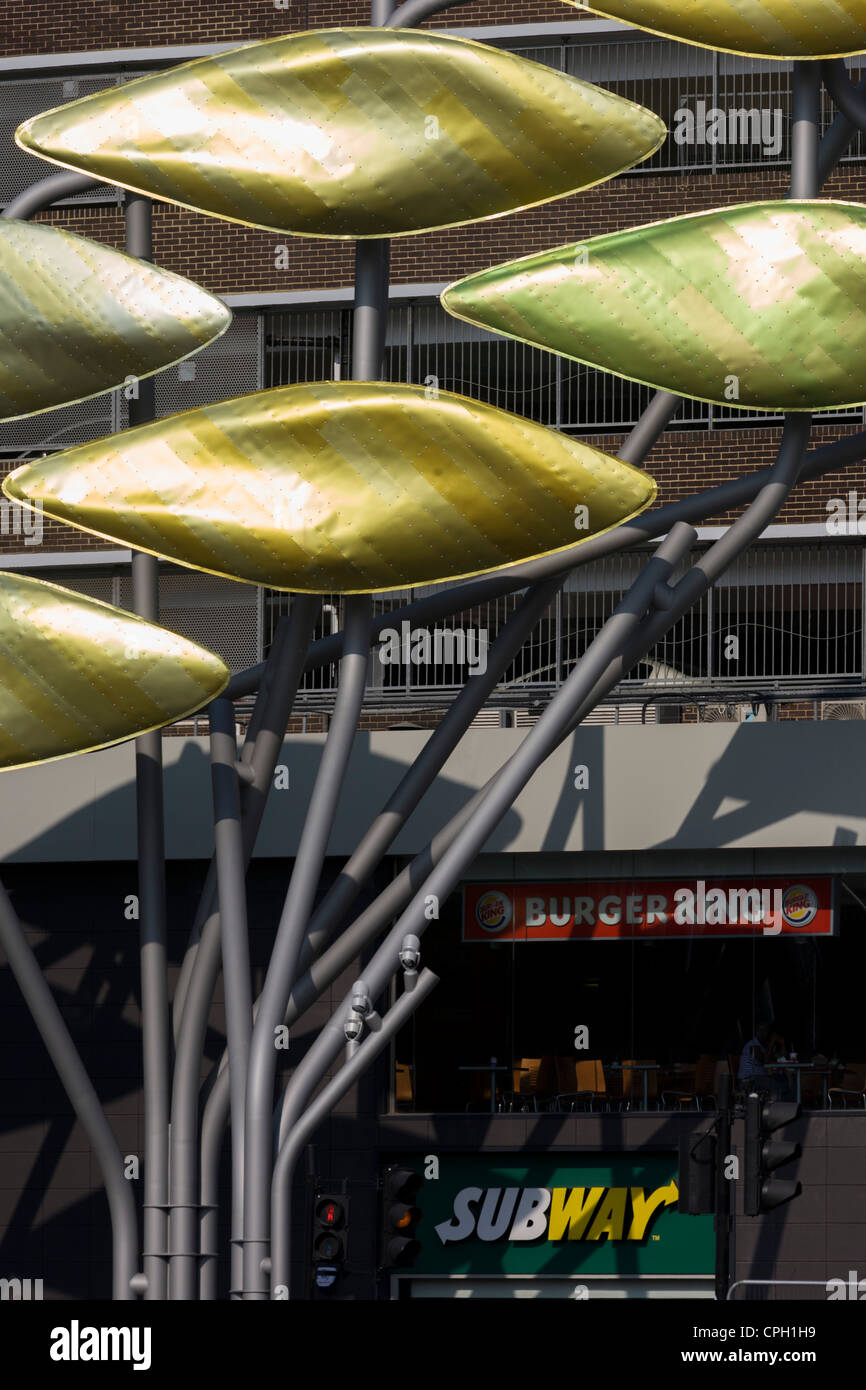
[387,1156,713,1276]
[464,876,834,942]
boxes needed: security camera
[351,981,372,1017]
[344,1011,364,1042]
[399,934,421,971]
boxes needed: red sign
[463,877,834,941]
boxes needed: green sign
[390,1154,714,1277]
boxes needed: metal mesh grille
[0,395,118,455]
[33,567,260,675]
[34,569,116,605]
[115,311,260,425]
[265,304,856,437]
[515,39,865,173]
[265,310,349,385]
[0,74,124,207]
[265,543,866,705]
[117,571,261,673]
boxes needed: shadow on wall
[1,734,530,863]
[650,723,866,852]
[0,736,525,1298]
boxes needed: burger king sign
[474,889,512,935]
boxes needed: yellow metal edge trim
[0,574,231,773]
[0,238,232,423]
[572,1,866,61]
[441,197,866,414]
[2,389,659,595]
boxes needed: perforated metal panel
[115,311,261,425]
[117,571,261,673]
[0,74,124,207]
[35,569,116,605]
[0,396,118,454]
[33,566,260,675]
[0,312,259,456]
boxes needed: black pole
[715,1071,733,1302]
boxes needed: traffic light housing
[379,1165,422,1269]
[678,1122,717,1215]
[744,1094,802,1216]
[310,1192,349,1284]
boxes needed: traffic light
[678,1122,717,1215]
[310,1192,349,1287]
[744,1094,802,1216]
[379,1166,422,1269]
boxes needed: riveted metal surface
[15,28,666,238]
[0,573,229,770]
[442,201,866,413]
[0,219,231,422]
[570,1,866,60]
[4,382,657,594]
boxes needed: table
[765,1063,834,1106]
[459,1058,511,1113]
[608,1062,660,1112]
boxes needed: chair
[619,1059,659,1111]
[395,1062,414,1111]
[502,1058,544,1112]
[554,1057,610,1112]
[662,1054,717,1110]
[829,1062,866,1109]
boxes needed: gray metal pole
[196,601,319,1299]
[274,416,811,1150]
[173,614,297,1045]
[791,63,821,198]
[124,190,172,1303]
[209,697,253,1300]
[273,526,698,1153]
[819,67,866,184]
[223,424,866,702]
[197,576,563,1199]
[617,392,680,464]
[170,596,319,1300]
[0,878,138,1298]
[387,0,465,24]
[242,595,373,1299]
[291,578,562,976]
[270,967,439,1295]
[353,241,391,379]
[2,171,103,220]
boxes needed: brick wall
[0,0,591,58]
[30,164,866,298]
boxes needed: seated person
[738,1022,785,1098]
